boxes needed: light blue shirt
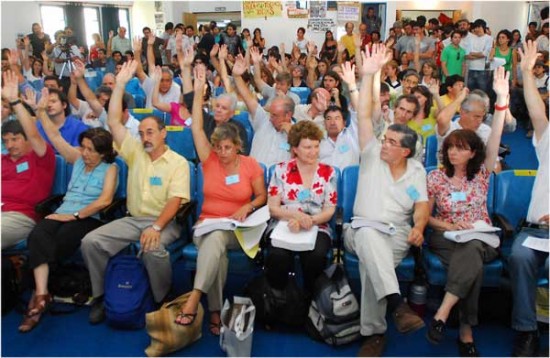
[56,158,117,219]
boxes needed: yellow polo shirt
[341,34,356,58]
[441,94,461,114]
[116,132,190,217]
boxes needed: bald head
[102,73,116,89]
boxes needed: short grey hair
[387,124,418,159]
[161,67,174,79]
[273,95,295,115]
[469,89,490,112]
[461,93,487,114]
[217,93,237,112]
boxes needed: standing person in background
[197,25,216,56]
[441,30,466,81]
[294,27,308,54]
[219,23,243,56]
[252,28,266,54]
[108,27,132,55]
[27,23,51,59]
[536,23,549,53]
[362,6,382,35]
[241,28,252,52]
[340,22,356,59]
[490,30,518,88]
[465,19,493,93]
[319,30,338,64]
[89,33,105,63]
[141,27,164,67]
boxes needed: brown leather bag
[145,292,203,357]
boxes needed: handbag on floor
[145,292,204,357]
[220,296,255,357]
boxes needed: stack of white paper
[270,221,318,252]
[444,220,501,248]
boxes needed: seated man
[36,88,89,150]
[81,61,190,323]
[509,40,549,357]
[294,87,331,130]
[100,73,136,109]
[232,54,294,167]
[344,45,428,357]
[1,71,55,249]
[250,47,301,107]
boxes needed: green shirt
[441,44,466,81]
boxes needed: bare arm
[150,66,171,112]
[484,66,509,172]
[146,35,156,74]
[190,64,212,162]
[413,36,421,72]
[67,74,81,110]
[519,40,548,140]
[436,88,468,136]
[428,197,456,231]
[73,59,104,116]
[209,44,221,73]
[218,45,234,93]
[409,201,429,247]
[180,45,194,95]
[305,54,318,90]
[108,61,137,146]
[232,54,259,117]
[21,37,31,72]
[2,71,47,157]
[340,61,358,111]
[250,47,268,91]
[132,37,147,82]
[106,31,114,57]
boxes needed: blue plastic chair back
[232,111,254,155]
[132,94,146,108]
[52,155,69,196]
[494,169,537,230]
[290,87,311,104]
[165,126,197,162]
[114,157,128,199]
[341,165,359,223]
[424,135,438,167]
[125,78,145,97]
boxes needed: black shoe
[89,297,105,324]
[512,330,539,357]
[457,339,479,357]
[426,319,446,344]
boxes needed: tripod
[56,45,75,80]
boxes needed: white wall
[1,1,41,49]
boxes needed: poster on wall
[337,1,361,22]
[308,18,336,32]
[243,1,283,18]
[154,13,164,34]
[310,1,327,18]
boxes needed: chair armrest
[35,195,64,216]
[335,206,344,263]
[492,214,516,242]
[100,198,127,221]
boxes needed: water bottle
[408,282,428,317]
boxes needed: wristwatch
[151,224,162,232]
[73,212,81,220]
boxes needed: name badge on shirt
[338,144,350,153]
[184,117,192,126]
[16,162,29,173]
[422,124,433,132]
[406,185,420,201]
[150,176,162,186]
[225,174,240,185]
[279,142,290,151]
[297,189,311,202]
[451,192,467,202]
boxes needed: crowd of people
[1,6,549,357]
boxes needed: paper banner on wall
[308,18,335,33]
[337,1,361,22]
[243,1,283,18]
[288,8,309,18]
[310,1,327,18]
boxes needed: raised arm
[106,30,114,58]
[190,64,212,162]
[518,40,549,140]
[340,61,358,110]
[108,61,137,146]
[484,67,509,172]
[2,71,47,157]
[232,54,259,117]
[179,45,194,95]
[73,59,104,116]
[21,37,31,72]
[40,51,53,76]
[250,46,268,91]
[413,35,421,72]
[436,87,468,136]
[305,53,318,89]
[132,37,147,82]
[150,66,171,112]
[218,44,234,93]
[67,73,81,110]
[427,79,443,115]
[146,34,156,74]
[209,43,221,73]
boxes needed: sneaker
[426,319,446,344]
[393,302,425,334]
[457,339,479,357]
[512,330,539,357]
[89,298,105,324]
[357,334,386,357]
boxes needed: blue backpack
[104,250,155,329]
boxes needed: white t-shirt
[527,127,549,223]
[261,85,301,108]
[140,76,181,109]
[437,119,491,156]
[249,106,291,167]
[71,100,106,128]
[294,104,325,130]
[353,138,428,227]
[466,34,493,71]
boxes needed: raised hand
[147,33,155,46]
[22,88,37,109]
[518,40,538,73]
[359,44,390,76]
[23,36,30,47]
[193,63,206,92]
[218,44,228,61]
[210,43,219,58]
[306,41,315,55]
[249,46,262,64]
[181,46,194,67]
[427,78,440,95]
[231,54,247,76]
[116,60,138,85]
[353,33,362,49]
[72,58,86,79]
[7,49,19,66]
[492,66,510,97]
[340,61,356,86]
[337,41,346,54]
[150,65,162,83]
[36,87,50,112]
[2,70,19,101]
[175,32,183,52]
[306,55,317,70]
[132,36,142,53]
[109,30,114,39]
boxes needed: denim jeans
[509,227,549,331]
[467,70,491,94]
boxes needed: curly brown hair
[441,129,485,181]
[287,121,323,148]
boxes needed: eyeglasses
[381,137,403,148]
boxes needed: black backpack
[48,264,93,305]
[244,273,308,327]
[305,264,361,345]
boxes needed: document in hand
[350,217,396,235]
[193,206,270,257]
[270,221,319,252]
[443,220,501,248]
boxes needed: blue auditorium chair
[338,166,416,293]
[424,135,438,167]
[165,126,197,163]
[129,108,166,122]
[232,111,254,155]
[290,87,311,104]
[423,166,503,287]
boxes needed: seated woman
[409,84,443,144]
[265,120,337,295]
[175,64,266,335]
[20,88,118,332]
[425,68,509,355]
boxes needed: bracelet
[494,104,509,111]
[9,99,21,106]
[249,204,256,212]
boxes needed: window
[119,9,130,39]
[40,5,66,40]
[83,7,101,48]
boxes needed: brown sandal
[18,293,52,333]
